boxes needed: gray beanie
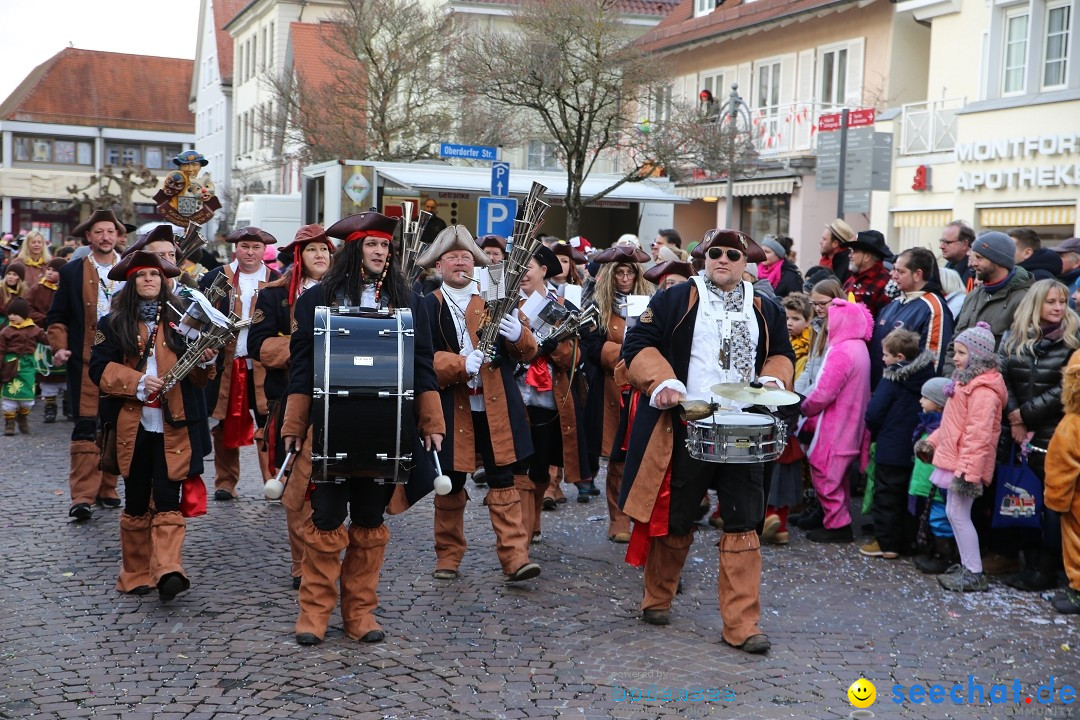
[953,321,997,361]
[971,231,1015,270]
[920,377,950,408]
[760,236,786,260]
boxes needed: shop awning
[979,205,1076,227]
[675,178,798,199]
[891,209,954,228]
[372,163,688,204]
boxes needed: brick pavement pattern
[1,414,1078,719]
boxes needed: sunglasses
[706,247,744,262]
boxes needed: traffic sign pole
[837,108,850,218]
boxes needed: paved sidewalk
[1,412,1077,719]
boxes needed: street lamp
[722,83,752,229]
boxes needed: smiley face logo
[848,678,876,708]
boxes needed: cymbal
[710,382,801,406]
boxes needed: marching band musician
[47,209,126,520]
[280,211,444,647]
[248,224,333,590]
[199,227,281,501]
[88,251,217,601]
[619,229,794,654]
[419,226,542,584]
[582,242,654,537]
[513,245,591,543]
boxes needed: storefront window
[738,195,790,240]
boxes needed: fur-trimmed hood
[883,349,935,385]
[826,298,874,345]
[1063,349,1080,415]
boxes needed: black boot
[914,537,957,575]
[44,397,57,424]
[1006,548,1058,592]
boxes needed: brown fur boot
[513,475,536,542]
[717,531,768,652]
[150,511,190,602]
[116,513,153,594]
[15,408,29,434]
[484,486,537,579]
[341,524,390,643]
[641,532,694,624]
[433,491,468,579]
[295,521,348,644]
[605,461,631,542]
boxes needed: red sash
[525,359,553,393]
[181,475,207,518]
[222,357,254,448]
[625,463,672,567]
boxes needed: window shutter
[779,53,797,106]
[845,38,865,106]
[737,63,753,101]
[797,49,816,104]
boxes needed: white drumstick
[264,449,295,500]
[431,450,452,495]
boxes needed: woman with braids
[248,224,333,591]
[280,211,444,647]
[89,251,217,602]
[582,241,654,541]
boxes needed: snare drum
[685,411,787,464]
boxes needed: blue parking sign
[477,197,517,238]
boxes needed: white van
[233,194,302,245]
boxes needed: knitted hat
[5,261,25,280]
[920,377,950,408]
[971,231,1015,270]
[953,321,996,361]
[46,257,66,272]
[5,297,29,319]
[760,235,786,260]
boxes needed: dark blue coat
[865,350,937,467]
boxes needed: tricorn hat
[72,209,125,238]
[226,226,277,245]
[107,250,181,281]
[552,241,587,264]
[280,224,333,253]
[124,224,177,257]
[592,244,650,264]
[173,150,209,167]
[417,225,489,268]
[691,228,766,263]
[533,245,561,279]
[325,211,399,244]
[644,259,694,285]
[478,234,507,252]
[844,230,893,261]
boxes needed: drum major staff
[280,211,445,647]
[248,224,333,590]
[88,251,217,602]
[620,228,795,655]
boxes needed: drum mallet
[431,449,452,496]
[264,449,295,500]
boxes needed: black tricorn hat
[692,228,766,264]
[72,209,125,237]
[644,259,694,285]
[592,244,650,264]
[325,211,400,243]
[124,224,177,257]
[226,226,277,245]
[478,234,507,251]
[107,250,181,281]
[552,240,587,264]
[533,245,561,279]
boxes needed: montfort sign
[955,133,1080,191]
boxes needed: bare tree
[448,0,744,236]
[269,0,465,163]
[67,164,157,224]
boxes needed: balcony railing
[749,101,859,157]
[900,98,964,155]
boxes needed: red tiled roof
[637,0,857,53]
[460,0,681,16]
[0,48,194,133]
[214,0,248,84]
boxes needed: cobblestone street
[2,412,1078,720]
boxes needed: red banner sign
[848,108,877,127]
[818,113,843,132]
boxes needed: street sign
[477,196,517,238]
[848,108,877,128]
[843,190,871,213]
[439,142,499,162]
[819,113,843,132]
[491,162,510,198]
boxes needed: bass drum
[312,307,415,483]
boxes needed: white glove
[465,348,485,375]
[498,311,523,343]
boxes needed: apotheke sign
[956,133,1080,191]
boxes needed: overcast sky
[0,0,200,103]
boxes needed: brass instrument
[475,182,550,362]
[539,302,600,345]
[399,200,433,282]
[175,221,207,265]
